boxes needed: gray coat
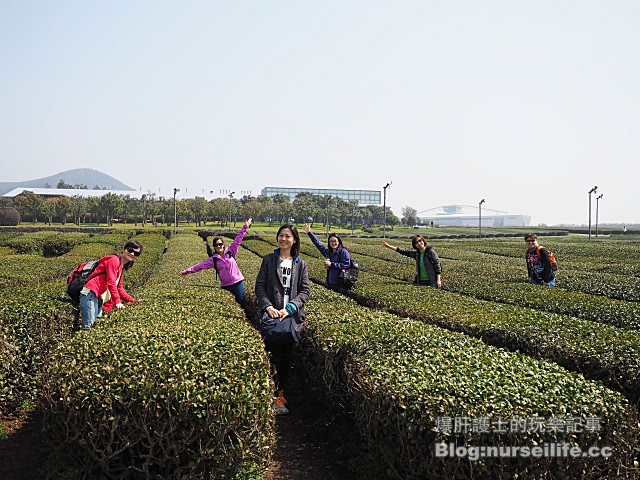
[255,250,310,335]
[396,246,442,287]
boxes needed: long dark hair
[327,233,344,254]
[277,224,300,258]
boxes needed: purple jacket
[181,225,248,287]
[307,231,351,286]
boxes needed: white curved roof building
[419,205,531,227]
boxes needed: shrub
[42,233,274,479]
[0,207,20,226]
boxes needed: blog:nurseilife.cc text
[434,443,612,461]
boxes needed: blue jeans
[223,280,245,305]
[80,290,102,330]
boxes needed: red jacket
[84,254,135,312]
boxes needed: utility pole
[173,187,180,235]
[478,199,485,238]
[382,182,391,238]
[228,191,235,232]
[351,202,357,235]
[588,186,598,240]
[595,193,603,237]
[325,196,331,235]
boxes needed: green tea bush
[42,233,274,479]
[0,232,164,420]
[240,239,640,479]
[0,283,71,416]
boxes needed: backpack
[339,258,360,288]
[66,257,109,305]
[210,250,234,281]
[536,246,558,271]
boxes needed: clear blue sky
[1,1,638,225]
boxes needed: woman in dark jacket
[255,224,310,415]
[382,235,442,288]
[303,223,351,294]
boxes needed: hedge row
[0,232,164,419]
[343,239,640,328]
[41,232,274,479]
[250,236,640,404]
[240,238,640,479]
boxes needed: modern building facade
[261,187,381,205]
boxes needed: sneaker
[276,389,288,406]
[273,393,289,415]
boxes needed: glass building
[261,187,381,205]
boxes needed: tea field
[0,229,639,479]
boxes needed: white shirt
[279,258,293,305]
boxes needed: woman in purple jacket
[303,223,352,294]
[180,218,252,304]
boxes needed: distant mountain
[0,168,134,196]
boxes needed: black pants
[266,342,293,393]
[327,283,349,295]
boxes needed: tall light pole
[351,201,357,235]
[382,182,391,238]
[228,191,235,232]
[588,186,598,240]
[325,195,331,235]
[173,188,180,235]
[478,199,485,238]
[595,193,603,237]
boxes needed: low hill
[0,168,134,196]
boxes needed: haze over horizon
[2,1,638,226]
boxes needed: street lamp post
[478,199,485,238]
[382,182,391,238]
[588,186,598,240]
[325,195,331,235]
[228,191,235,232]
[351,202,357,235]
[595,193,603,237]
[173,188,180,235]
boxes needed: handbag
[259,310,298,347]
[338,259,359,288]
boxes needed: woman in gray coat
[382,235,442,288]
[255,224,310,414]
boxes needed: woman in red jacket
[79,241,142,330]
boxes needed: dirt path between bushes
[0,377,358,480]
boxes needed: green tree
[209,198,228,226]
[15,191,43,224]
[241,198,264,221]
[100,193,124,226]
[272,194,292,224]
[347,200,361,231]
[257,196,275,224]
[402,206,418,226]
[188,197,209,226]
[71,196,87,225]
[55,196,74,224]
[42,198,56,225]
[292,192,320,225]
[85,196,101,224]
[386,208,400,231]
[158,196,172,225]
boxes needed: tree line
[0,190,423,229]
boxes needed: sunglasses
[525,240,536,243]
[126,247,141,256]
[214,243,225,247]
